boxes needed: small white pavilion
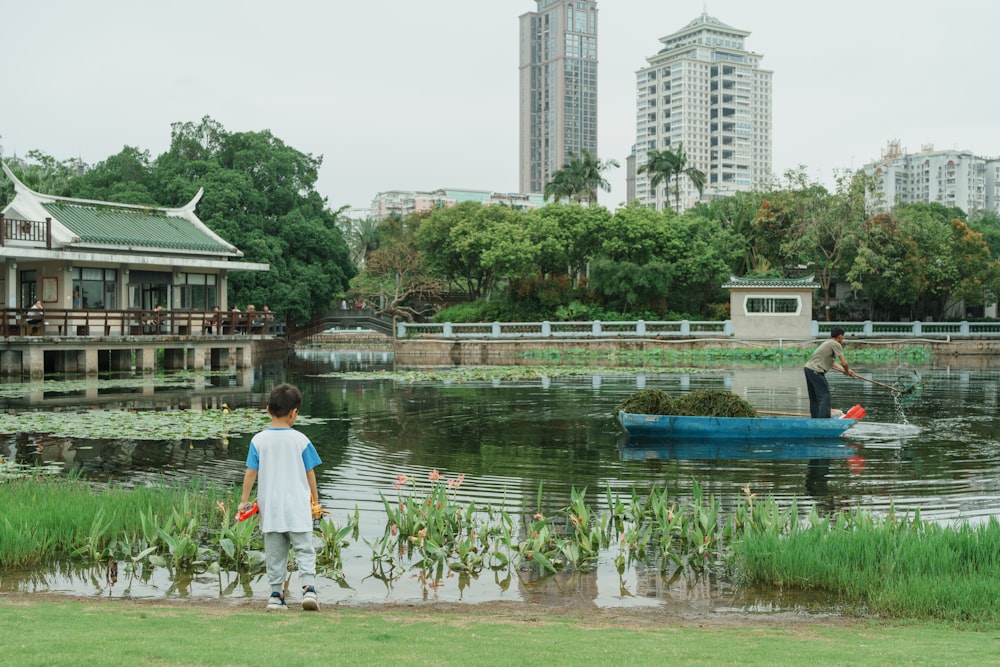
[722,275,819,339]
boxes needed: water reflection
[5,350,1000,608]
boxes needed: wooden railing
[1,308,279,338]
[0,214,53,248]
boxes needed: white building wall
[864,147,993,215]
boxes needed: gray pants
[264,531,317,594]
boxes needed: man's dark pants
[804,368,831,418]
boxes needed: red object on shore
[237,502,259,521]
[842,404,867,420]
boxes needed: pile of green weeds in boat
[614,389,757,417]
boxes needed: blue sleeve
[302,442,322,471]
[245,442,259,470]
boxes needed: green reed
[733,507,1000,624]
[0,474,233,568]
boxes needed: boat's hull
[617,411,857,440]
[617,435,860,462]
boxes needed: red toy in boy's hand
[236,502,259,521]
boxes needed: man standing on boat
[804,327,854,418]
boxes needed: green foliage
[55,116,354,325]
[637,143,706,213]
[432,298,502,323]
[1,151,79,206]
[416,201,535,300]
[543,150,620,204]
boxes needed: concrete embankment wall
[392,337,1000,367]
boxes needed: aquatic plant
[8,473,1000,623]
[0,407,327,441]
[613,389,757,417]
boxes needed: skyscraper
[519,0,598,196]
[634,13,772,212]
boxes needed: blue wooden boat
[617,435,860,462]
[617,410,859,440]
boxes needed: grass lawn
[2,596,998,667]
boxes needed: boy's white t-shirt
[245,427,322,533]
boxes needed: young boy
[238,383,322,611]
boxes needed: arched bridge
[288,309,394,344]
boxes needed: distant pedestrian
[26,300,44,325]
[340,299,347,310]
[204,306,221,334]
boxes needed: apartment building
[863,140,997,215]
[369,189,545,221]
[633,12,772,212]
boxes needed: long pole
[833,364,907,394]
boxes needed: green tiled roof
[722,275,819,289]
[43,202,231,253]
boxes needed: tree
[338,214,381,267]
[65,146,155,204]
[588,204,739,316]
[544,150,619,204]
[349,242,444,323]
[1,150,78,205]
[692,191,766,275]
[65,116,354,325]
[968,210,1000,258]
[525,203,612,283]
[415,202,535,300]
[780,170,870,319]
[638,142,706,213]
[543,167,581,204]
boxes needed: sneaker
[302,586,319,611]
[266,592,287,611]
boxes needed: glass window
[72,267,117,310]
[19,269,37,307]
[745,296,800,315]
[176,272,218,310]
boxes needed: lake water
[4,349,999,611]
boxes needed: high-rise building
[519,0,599,196]
[633,13,772,212]
[863,140,995,215]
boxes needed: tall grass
[733,509,1000,625]
[0,474,233,567]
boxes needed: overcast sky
[3,1,997,212]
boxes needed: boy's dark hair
[267,383,302,417]
[830,326,845,338]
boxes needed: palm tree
[543,167,581,203]
[544,150,620,205]
[638,142,706,213]
[575,150,619,204]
